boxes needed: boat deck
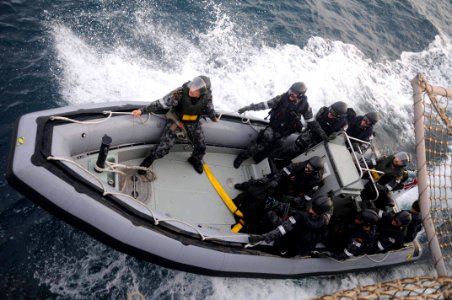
[81,145,271,232]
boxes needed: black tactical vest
[316,106,347,135]
[174,85,208,123]
[269,93,307,136]
[346,116,373,141]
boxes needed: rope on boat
[49,110,151,125]
[47,156,109,194]
[364,251,391,263]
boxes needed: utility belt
[165,111,191,140]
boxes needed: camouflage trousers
[151,121,206,161]
[240,126,285,159]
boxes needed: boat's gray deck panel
[77,145,271,232]
[150,149,270,231]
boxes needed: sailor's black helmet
[330,101,348,117]
[364,111,379,125]
[289,82,307,97]
[308,156,324,172]
[396,211,412,226]
[198,75,211,90]
[360,209,379,225]
[311,195,333,215]
[188,76,210,95]
[394,151,410,167]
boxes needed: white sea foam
[35,230,435,299]
[51,15,451,149]
[45,3,451,299]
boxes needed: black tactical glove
[320,132,330,142]
[351,142,361,152]
[290,196,308,210]
[267,179,278,188]
[333,251,350,261]
[266,210,282,227]
[376,183,388,193]
[328,132,338,140]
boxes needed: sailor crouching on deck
[323,209,379,260]
[232,156,325,233]
[248,195,333,257]
[346,111,379,151]
[361,151,411,211]
[403,200,423,243]
[370,210,412,253]
[132,76,218,174]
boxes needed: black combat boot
[233,153,246,169]
[138,156,154,175]
[188,156,203,174]
[234,181,250,190]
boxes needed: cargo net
[317,74,452,300]
[418,75,452,274]
[315,276,451,300]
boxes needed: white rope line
[94,161,153,187]
[47,156,108,192]
[49,111,114,124]
[49,110,151,125]
[244,241,263,248]
[105,161,149,172]
[364,251,391,263]
[203,233,249,240]
[321,251,391,264]
[104,191,158,219]
[95,166,127,176]
[104,111,132,115]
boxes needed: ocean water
[1,0,450,298]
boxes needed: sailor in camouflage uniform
[132,76,218,174]
[234,82,328,168]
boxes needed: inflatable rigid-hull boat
[6,102,421,278]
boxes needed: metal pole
[411,73,448,276]
[95,134,113,173]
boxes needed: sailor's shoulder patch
[171,87,183,98]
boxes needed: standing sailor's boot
[233,153,247,169]
[138,156,154,175]
[188,156,204,174]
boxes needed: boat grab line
[49,111,150,125]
